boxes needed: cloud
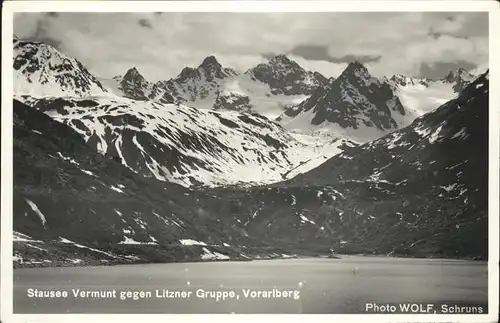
[328,54,381,64]
[14,13,62,50]
[262,52,277,60]
[288,55,347,79]
[290,45,381,64]
[13,12,488,81]
[138,18,152,29]
[418,61,477,79]
[290,45,332,62]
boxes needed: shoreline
[13,252,487,270]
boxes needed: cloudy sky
[14,12,488,81]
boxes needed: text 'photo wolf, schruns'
[11,11,489,314]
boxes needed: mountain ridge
[276,61,411,143]
[12,35,489,265]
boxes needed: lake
[13,256,488,314]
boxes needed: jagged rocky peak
[443,67,473,83]
[388,74,430,87]
[200,55,222,69]
[246,53,328,96]
[123,66,142,78]
[113,67,172,103]
[345,60,367,71]
[314,71,330,83]
[178,66,197,81]
[443,67,476,93]
[339,61,373,80]
[268,54,299,67]
[254,54,307,76]
[336,61,384,89]
[277,59,407,140]
[175,55,237,82]
[122,67,147,85]
[198,55,236,80]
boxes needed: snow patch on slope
[25,199,47,226]
[18,95,353,187]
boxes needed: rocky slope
[277,62,412,143]
[15,95,348,188]
[13,99,293,267]
[206,70,489,260]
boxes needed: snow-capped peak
[344,61,368,73]
[277,61,409,143]
[13,38,109,98]
[99,67,176,104]
[122,67,147,86]
[123,66,144,79]
[268,54,299,68]
[250,54,303,75]
[388,74,430,87]
[196,55,238,81]
[244,54,328,96]
[200,55,221,68]
[337,61,382,88]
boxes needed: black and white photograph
[2,1,499,321]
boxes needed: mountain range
[99,53,328,120]
[11,36,488,266]
[384,68,476,117]
[277,61,410,143]
[14,37,476,141]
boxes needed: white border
[1,1,499,323]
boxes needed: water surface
[14,256,488,314]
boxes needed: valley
[11,36,489,268]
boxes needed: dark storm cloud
[290,45,381,64]
[418,61,478,80]
[138,18,153,29]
